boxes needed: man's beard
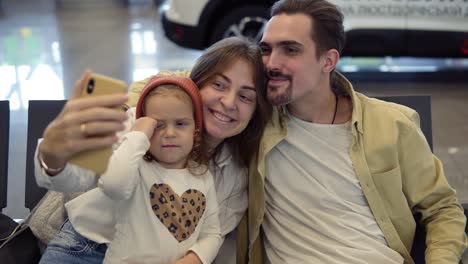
[267,84,292,106]
[266,69,292,106]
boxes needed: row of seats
[0,100,66,212]
[0,97,435,212]
[0,97,466,263]
[0,96,433,212]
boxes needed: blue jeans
[39,220,108,264]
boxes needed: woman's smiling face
[199,59,257,148]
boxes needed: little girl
[98,76,222,264]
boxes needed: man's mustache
[266,70,291,80]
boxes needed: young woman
[34,37,271,263]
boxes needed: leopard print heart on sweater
[149,183,206,242]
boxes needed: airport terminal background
[0,0,467,220]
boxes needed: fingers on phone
[66,94,128,113]
[78,121,126,137]
[64,106,127,128]
[75,135,118,152]
[70,70,92,99]
[85,107,128,122]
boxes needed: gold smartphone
[69,73,127,175]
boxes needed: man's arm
[400,112,467,263]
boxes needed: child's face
[145,94,195,169]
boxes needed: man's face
[260,13,326,106]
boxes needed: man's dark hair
[271,0,346,57]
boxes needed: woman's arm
[35,108,137,193]
[34,71,129,192]
[35,146,97,192]
[214,160,248,236]
[38,71,128,173]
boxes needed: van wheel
[210,5,269,45]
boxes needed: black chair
[0,101,9,212]
[377,96,467,263]
[376,95,433,151]
[25,100,66,211]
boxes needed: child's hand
[172,251,202,264]
[122,255,170,264]
[132,117,157,139]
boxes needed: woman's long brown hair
[190,37,272,168]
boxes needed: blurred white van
[161,0,468,57]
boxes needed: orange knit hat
[135,76,203,132]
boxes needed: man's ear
[322,49,340,73]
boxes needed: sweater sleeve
[188,173,223,264]
[35,139,98,192]
[34,108,137,193]
[98,131,150,200]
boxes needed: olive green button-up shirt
[237,72,467,264]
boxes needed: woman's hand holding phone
[39,70,129,175]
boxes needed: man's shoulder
[355,93,423,140]
[356,93,419,124]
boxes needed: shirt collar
[332,71,363,135]
[215,144,232,168]
[277,71,364,135]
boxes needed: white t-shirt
[99,131,221,264]
[263,113,404,264]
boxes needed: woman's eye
[240,94,254,103]
[212,81,225,90]
[176,122,187,127]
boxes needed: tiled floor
[1,0,467,222]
